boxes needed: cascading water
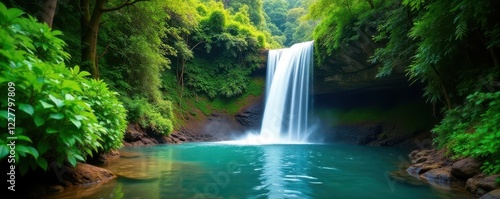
[259,41,314,143]
[265,49,283,99]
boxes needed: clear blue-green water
[47,143,473,199]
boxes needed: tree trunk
[80,0,146,79]
[38,0,58,28]
[81,0,105,79]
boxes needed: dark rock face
[323,122,382,145]
[235,96,264,131]
[201,113,246,140]
[466,174,500,196]
[452,158,482,180]
[313,29,408,94]
[124,124,143,142]
[123,124,162,147]
[480,189,500,199]
[313,87,435,148]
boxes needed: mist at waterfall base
[235,41,317,144]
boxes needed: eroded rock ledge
[407,149,500,198]
[14,162,117,198]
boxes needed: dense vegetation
[309,0,500,174]
[0,4,126,174]
[263,0,316,46]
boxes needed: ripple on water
[318,166,339,171]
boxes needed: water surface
[46,143,473,199]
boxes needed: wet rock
[130,140,144,146]
[451,158,482,180]
[124,124,143,142]
[202,113,245,140]
[235,96,264,130]
[413,157,428,164]
[60,163,116,186]
[413,149,434,159]
[88,149,120,165]
[421,167,458,183]
[466,174,500,196]
[409,150,420,160]
[119,151,141,158]
[141,137,158,145]
[406,149,450,177]
[407,163,444,176]
[389,170,427,186]
[48,185,64,193]
[480,189,500,199]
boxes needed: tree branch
[97,43,111,59]
[101,0,148,12]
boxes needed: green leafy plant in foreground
[0,3,126,174]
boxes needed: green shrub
[81,79,127,151]
[0,4,126,174]
[433,91,500,174]
[122,97,174,136]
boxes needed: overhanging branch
[101,0,148,12]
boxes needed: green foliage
[0,4,126,173]
[185,58,253,98]
[81,79,127,151]
[224,0,266,28]
[205,10,227,33]
[121,97,173,135]
[98,0,178,134]
[433,92,500,174]
[309,0,378,64]
[183,1,266,98]
[263,0,315,47]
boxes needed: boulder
[466,174,500,196]
[406,149,450,177]
[451,158,482,180]
[407,163,444,176]
[421,167,458,183]
[60,163,116,186]
[480,189,500,199]
[124,124,144,142]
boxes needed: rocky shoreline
[406,149,500,198]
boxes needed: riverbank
[406,149,500,198]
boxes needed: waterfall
[260,41,314,143]
[265,49,283,99]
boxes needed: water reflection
[257,145,314,198]
[43,144,474,199]
[45,146,203,199]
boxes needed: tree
[39,0,57,27]
[80,0,147,79]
